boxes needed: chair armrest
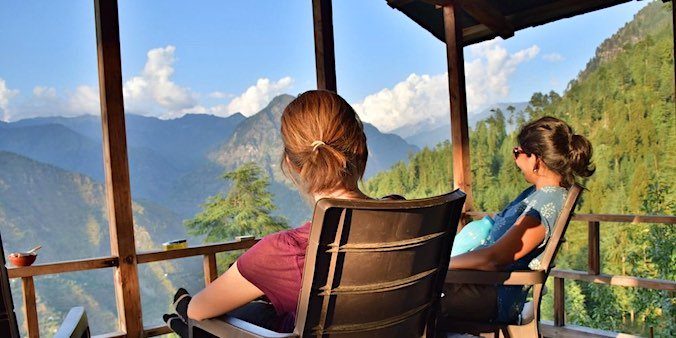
[54,306,89,338]
[445,269,546,286]
[189,315,299,338]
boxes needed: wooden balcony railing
[7,213,676,338]
[7,238,259,338]
[466,212,676,338]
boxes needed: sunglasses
[512,147,530,158]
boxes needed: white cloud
[5,85,100,121]
[208,91,233,99]
[68,85,100,115]
[4,45,294,121]
[33,86,56,98]
[123,45,197,115]
[122,45,293,118]
[465,40,539,112]
[543,53,565,62]
[160,76,294,119]
[353,73,449,133]
[353,40,539,132]
[0,78,19,121]
[226,77,294,116]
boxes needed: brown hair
[517,116,595,188]
[280,90,368,194]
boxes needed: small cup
[8,252,37,267]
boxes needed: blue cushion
[451,216,494,257]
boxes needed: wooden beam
[312,0,337,92]
[572,213,676,224]
[21,277,38,338]
[203,254,218,286]
[8,256,118,279]
[442,4,473,211]
[464,211,676,225]
[455,0,513,39]
[136,238,258,264]
[541,321,644,338]
[460,0,633,46]
[143,324,172,337]
[386,0,416,7]
[553,277,565,327]
[551,269,676,291]
[0,237,20,338]
[588,221,601,275]
[94,0,143,336]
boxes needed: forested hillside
[0,151,200,336]
[363,2,674,335]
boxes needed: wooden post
[553,277,565,327]
[203,254,218,286]
[94,0,143,336]
[442,4,473,211]
[0,233,20,338]
[21,277,38,338]
[588,221,601,275]
[312,0,337,92]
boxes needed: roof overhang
[386,0,635,46]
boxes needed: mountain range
[0,94,417,227]
[0,93,418,334]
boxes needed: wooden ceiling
[386,0,636,46]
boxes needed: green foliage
[185,162,289,267]
[362,141,454,199]
[364,2,674,335]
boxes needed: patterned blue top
[479,185,568,323]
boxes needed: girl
[442,116,595,323]
[174,90,376,334]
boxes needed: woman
[442,116,595,324]
[167,90,375,335]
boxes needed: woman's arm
[450,215,546,271]
[187,261,264,321]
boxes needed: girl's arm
[450,214,546,271]
[187,261,264,321]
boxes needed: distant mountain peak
[175,112,245,122]
[263,94,296,119]
[270,93,295,105]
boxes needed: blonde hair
[281,90,368,194]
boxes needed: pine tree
[185,162,289,266]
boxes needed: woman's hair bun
[569,134,595,178]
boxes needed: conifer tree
[185,162,289,243]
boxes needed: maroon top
[237,221,312,332]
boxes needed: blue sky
[0,0,649,131]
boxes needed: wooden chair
[0,231,91,338]
[190,190,467,338]
[441,184,582,338]
[54,307,90,338]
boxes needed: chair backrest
[538,183,582,272]
[528,184,582,329]
[0,231,20,338]
[54,306,90,338]
[294,190,466,338]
